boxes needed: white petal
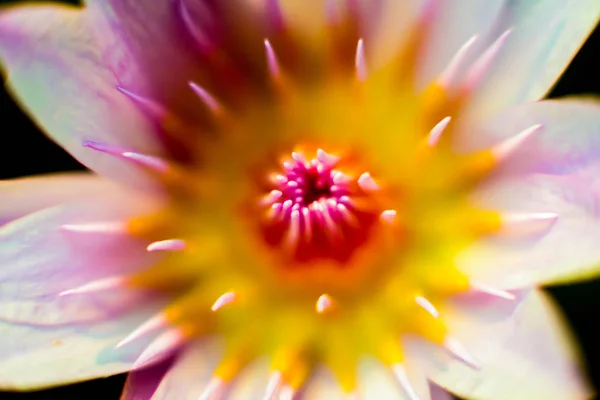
[419,0,600,121]
[0,5,159,186]
[360,357,431,400]
[467,1,600,121]
[418,0,504,87]
[428,290,590,400]
[460,99,600,287]
[84,0,260,123]
[0,184,168,389]
[0,173,116,226]
[151,339,223,400]
[303,366,347,400]
[225,357,271,399]
[0,306,159,390]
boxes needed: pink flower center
[258,148,383,265]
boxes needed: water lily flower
[1,1,600,399]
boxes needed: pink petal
[460,99,600,287]
[121,356,176,400]
[0,5,160,186]
[427,290,591,400]
[0,172,116,226]
[84,0,262,124]
[0,307,160,391]
[429,382,454,400]
[85,0,202,118]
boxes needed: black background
[0,1,599,399]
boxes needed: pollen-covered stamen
[259,149,384,264]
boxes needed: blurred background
[0,0,599,399]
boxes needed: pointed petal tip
[471,282,516,300]
[492,124,543,160]
[116,312,169,348]
[428,116,452,146]
[82,139,169,173]
[438,35,479,88]
[199,377,227,400]
[59,276,126,296]
[380,210,397,224]
[501,211,558,237]
[60,221,125,234]
[133,328,185,370]
[444,336,480,370]
[316,294,334,313]
[188,81,221,114]
[147,239,187,252]
[264,38,281,79]
[391,364,421,400]
[415,295,439,318]
[464,29,513,91]
[355,38,367,81]
[211,291,237,311]
[115,85,168,119]
[264,370,283,400]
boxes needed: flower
[1,1,599,399]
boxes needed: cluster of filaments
[259,148,392,264]
[55,1,563,399]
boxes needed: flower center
[258,148,385,265]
